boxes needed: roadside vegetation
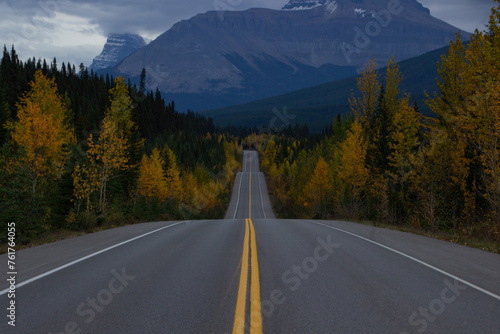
[2,2,500,255]
[0,52,242,246]
[254,3,500,253]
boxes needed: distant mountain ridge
[101,0,469,111]
[203,44,452,132]
[89,33,149,71]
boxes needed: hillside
[203,45,451,132]
[106,0,468,111]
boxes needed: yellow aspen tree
[164,147,184,203]
[411,133,440,231]
[8,70,73,199]
[411,127,468,231]
[349,60,381,137]
[261,139,277,171]
[461,3,500,228]
[467,82,500,225]
[106,77,144,172]
[223,140,238,181]
[384,57,402,114]
[305,157,331,215]
[425,34,472,225]
[72,163,99,213]
[183,172,198,210]
[74,77,140,213]
[107,77,136,139]
[338,120,369,210]
[388,97,421,199]
[87,117,129,212]
[137,148,168,202]
[370,58,403,174]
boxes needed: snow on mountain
[89,33,149,71]
[325,1,338,14]
[109,0,469,111]
[282,0,333,10]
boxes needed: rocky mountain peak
[107,0,467,111]
[282,0,430,16]
[89,33,150,71]
[282,0,334,11]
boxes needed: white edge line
[307,220,500,302]
[258,172,266,219]
[233,171,244,219]
[0,221,188,296]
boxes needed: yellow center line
[249,152,252,219]
[232,152,263,334]
[233,219,250,334]
[249,218,263,334]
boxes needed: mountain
[203,44,452,132]
[282,0,335,10]
[109,0,469,111]
[89,33,150,71]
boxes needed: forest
[2,2,500,252]
[255,4,500,249]
[0,48,242,244]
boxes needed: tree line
[257,2,500,244]
[0,48,241,244]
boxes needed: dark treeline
[0,46,221,146]
[0,46,244,244]
[256,3,500,250]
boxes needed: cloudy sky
[0,0,495,67]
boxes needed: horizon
[0,0,494,67]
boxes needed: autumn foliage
[259,1,500,245]
[0,64,241,242]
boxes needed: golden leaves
[8,70,73,191]
[349,60,380,126]
[164,147,184,203]
[338,121,369,198]
[137,148,168,201]
[305,157,332,212]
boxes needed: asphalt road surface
[1,150,499,333]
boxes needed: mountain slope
[90,33,149,71]
[203,45,451,132]
[109,0,469,111]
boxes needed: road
[1,150,499,333]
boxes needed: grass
[0,229,86,255]
[265,191,500,254]
[3,207,499,256]
[358,219,500,254]
[0,219,135,255]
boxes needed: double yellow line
[233,153,263,334]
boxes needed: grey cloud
[62,0,287,35]
[419,0,494,32]
[0,0,496,66]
